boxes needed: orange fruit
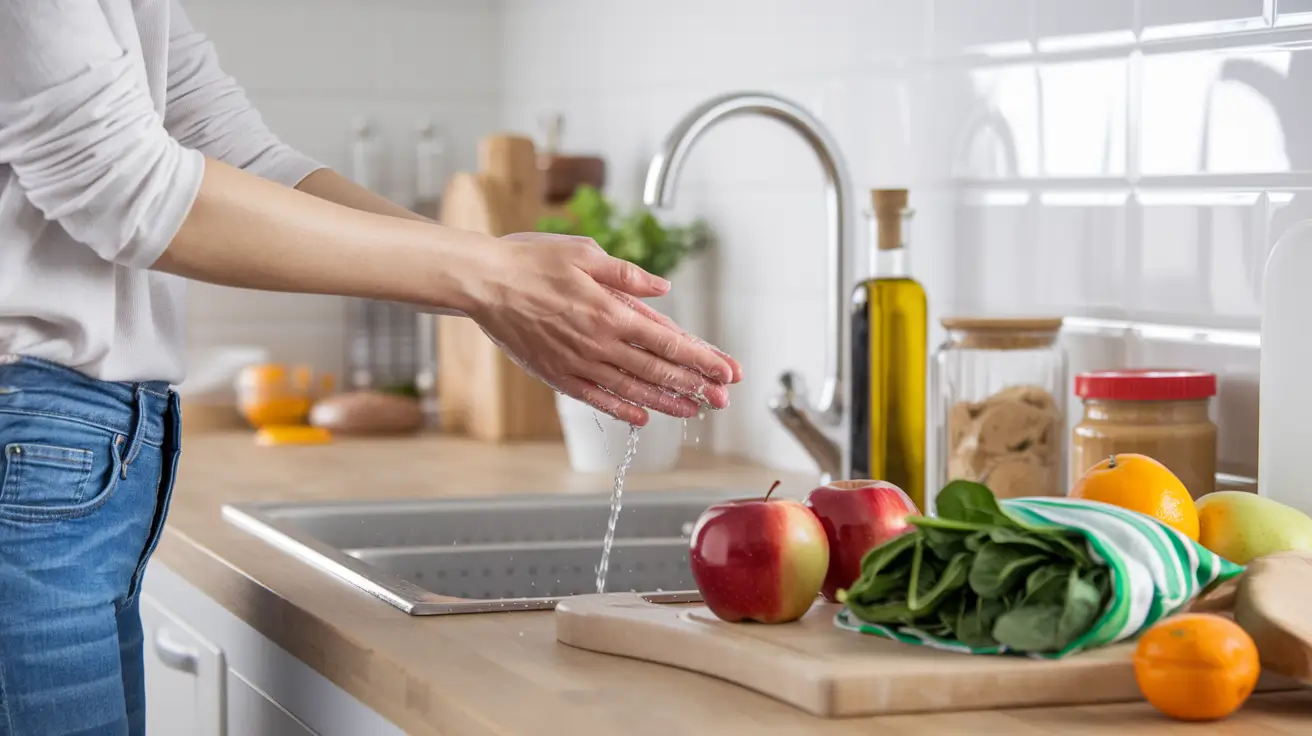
[1133,613,1260,721]
[1069,453,1199,540]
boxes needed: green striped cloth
[835,495,1243,659]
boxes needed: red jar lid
[1075,370,1217,401]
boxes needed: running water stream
[594,424,641,593]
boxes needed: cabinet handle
[153,628,199,674]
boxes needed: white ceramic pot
[556,394,684,473]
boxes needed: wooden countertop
[156,432,1311,735]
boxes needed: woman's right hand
[465,233,741,426]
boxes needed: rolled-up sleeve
[0,0,205,269]
[164,1,322,188]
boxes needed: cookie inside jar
[933,317,1067,502]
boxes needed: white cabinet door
[140,592,226,736]
[227,672,319,736]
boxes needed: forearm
[153,157,496,313]
[295,168,433,223]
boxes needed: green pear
[1197,491,1312,565]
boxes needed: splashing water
[596,424,641,593]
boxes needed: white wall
[180,0,500,375]
[499,0,1310,479]
[183,0,1305,479]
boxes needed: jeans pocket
[0,428,124,522]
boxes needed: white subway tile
[932,0,1034,57]
[1277,0,1312,25]
[930,64,1042,179]
[1040,59,1129,177]
[1141,0,1268,40]
[950,191,1036,314]
[1134,191,1264,324]
[370,6,499,96]
[1141,47,1294,176]
[1035,0,1136,51]
[1035,191,1131,314]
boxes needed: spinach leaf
[842,483,1115,654]
[845,597,914,625]
[1023,564,1071,605]
[921,526,971,560]
[1057,568,1104,644]
[847,566,909,601]
[909,515,989,533]
[992,604,1065,651]
[857,530,919,578]
[909,552,970,614]
[964,530,991,552]
[956,597,1006,649]
[968,542,1048,597]
[987,527,1058,552]
[934,480,1015,527]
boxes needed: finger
[581,363,702,419]
[608,344,730,410]
[606,288,681,332]
[588,255,670,298]
[605,289,743,384]
[555,375,649,426]
[620,318,734,384]
[683,332,743,383]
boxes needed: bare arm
[1,0,740,424]
[153,159,484,310]
[154,161,739,422]
[294,168,433,223]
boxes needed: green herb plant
[536,185,710,279]
[839,481,1110,654]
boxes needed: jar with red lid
[1071,370,1218,499]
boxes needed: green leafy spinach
[841,481,1113,654]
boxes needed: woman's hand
[466,233,742,426]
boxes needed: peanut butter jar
[1071,370,1218,499]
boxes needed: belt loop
[121,386,148,478]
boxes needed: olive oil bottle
[849,189,928,509]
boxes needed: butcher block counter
[152,432,1311,735]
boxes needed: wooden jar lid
[940,317,1064,350]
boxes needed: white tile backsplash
[178,0,499,377]
[494,0,1299,477]
[180,0,1312,480]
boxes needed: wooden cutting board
[555,593,1299,718]
[1235,551,1312,684]
[436,135,562,442]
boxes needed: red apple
[688,481,829,624]
[804,479,919,602]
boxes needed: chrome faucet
[642,91,851,481]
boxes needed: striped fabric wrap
[835,496,1243,659]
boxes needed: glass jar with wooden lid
[930,317,1067,511]
[1071,370,1218,499]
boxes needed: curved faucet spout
[642,91,852,432]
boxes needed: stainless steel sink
[221,490,748,615]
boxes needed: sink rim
[219,490,740,615]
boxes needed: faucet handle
[769,371,843,480]
[771,370,810,411]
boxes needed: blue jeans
[0,357,180,735]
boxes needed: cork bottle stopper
[871,189,909,251]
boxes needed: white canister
[555,394,684,473]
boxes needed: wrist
[420,228,508,317]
